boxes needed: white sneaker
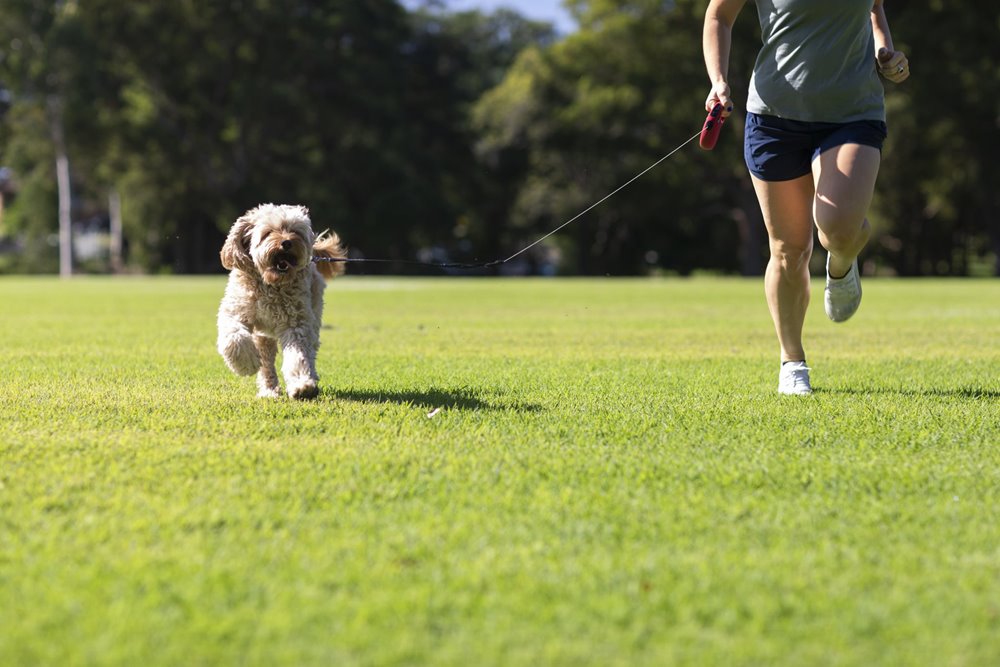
[824,256,862,322]
[778,361,812,395]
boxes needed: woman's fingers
[877,48,910,83]
[705,83,734,115]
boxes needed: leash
[314,107,726,272]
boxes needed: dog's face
[221,204,315,285]
[248,213,313,285]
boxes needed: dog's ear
[221,214,255,272]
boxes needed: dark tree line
[0,0,996,276]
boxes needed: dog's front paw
[219,332,260,376]
[288,379,319,400]
[257,386,282,399]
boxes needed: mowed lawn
[1,275,999,666]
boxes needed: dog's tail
[313,230,347,279]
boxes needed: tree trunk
[109,188,124,273]
[48,96,72,278]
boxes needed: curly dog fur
[217,203,345,399]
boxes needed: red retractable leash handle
[699,103,728,150]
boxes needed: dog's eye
[260,230,272,240]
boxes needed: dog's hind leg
[254,335,281,398]
[280,327,320,400]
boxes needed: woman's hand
[877,47,910,83]
[705,82,734,117]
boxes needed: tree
[0,0,98,275]
[474,0,764,275]
[66,1,553,274]
[1,1,995,277]
[403,6,557,268]
[475,0,1000,276]
[73,0,425,273]
[870,1,1000,276]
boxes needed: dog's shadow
[325,386,543,413]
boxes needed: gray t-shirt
[747,0,885,123]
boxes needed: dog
[216,203,345,399]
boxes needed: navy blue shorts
[744,112,887,182]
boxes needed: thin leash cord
[314,129,702,271]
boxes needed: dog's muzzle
[274,252,298,273]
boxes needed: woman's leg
[812,144,881,278]
[750,172,817,362]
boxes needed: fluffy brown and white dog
[216,204,345,399]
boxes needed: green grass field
[2,276,999,666]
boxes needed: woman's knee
[769,239,813,273]
[817,216,870,254]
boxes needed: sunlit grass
[2,276,999,666]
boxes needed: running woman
[703,0,909,395]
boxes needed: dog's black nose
[281,240,292,250]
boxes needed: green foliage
[2,276,1000,664]
[75,0,426,272]
[0,2,996,276]
[0,1,82,273]
[475,0,763,275]
[0,103,58,273]
[475,0,999,276]
[0,2,554,273]
[871,1,1000,275]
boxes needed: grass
[1,275,999,666]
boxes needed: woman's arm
[872,1,909,83]
[703,0,747,116]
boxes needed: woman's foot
[825,256,862,322]
[778,361,812,395]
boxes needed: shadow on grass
[325,387,543,413]
[816,387,1000,400]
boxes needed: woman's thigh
[811,143,881,235]
[751,172,816,252]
